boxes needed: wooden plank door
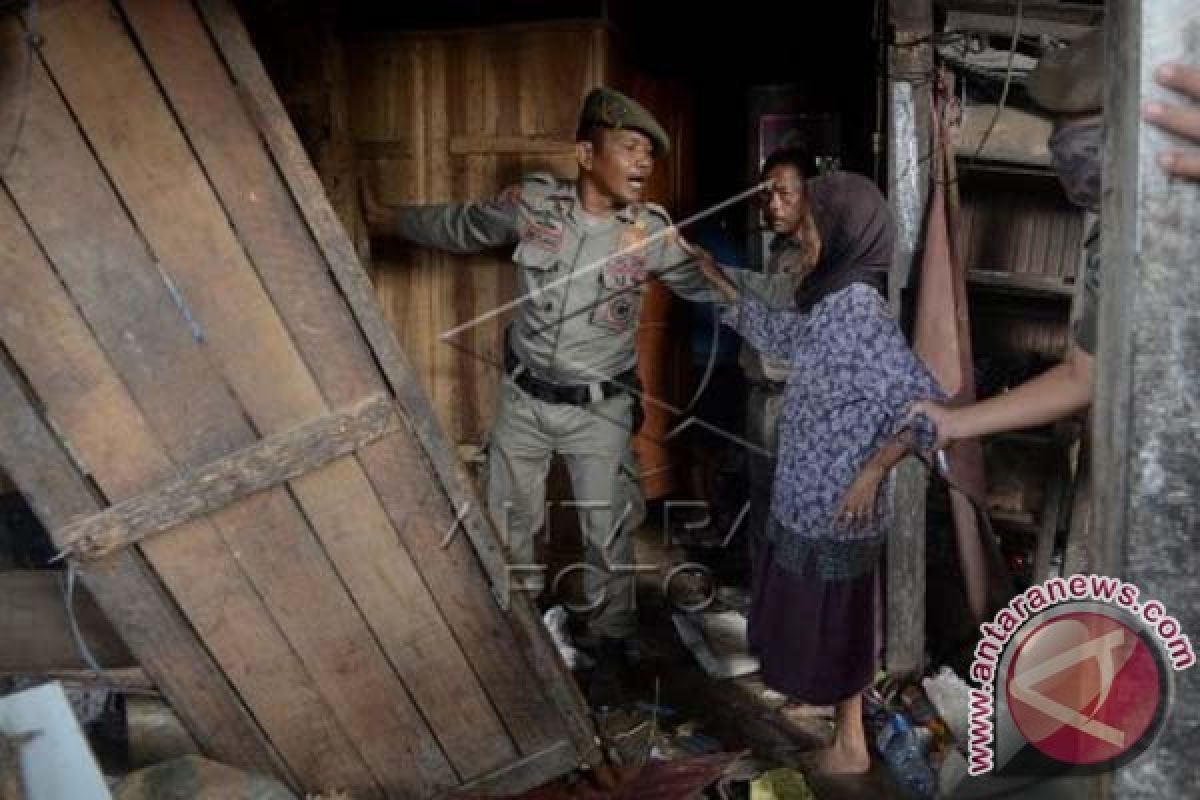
[0,1,594,796]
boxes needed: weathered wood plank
[312,26,371,268]
[454,41,504,447]
[1062,440,1092,577]
[448,135,575,155]
[0,203,305,785]
[0,668,156,694]
[58,394,400,561]
[944,10,1096,41]
[194,0,599,768]
[28,2,457,792]
[936,1,1103,28]
[0,167,374,796]
[195,0,495,660]
[444,741,579,799]
[122,0,568,773]
[1032,451,1067,582]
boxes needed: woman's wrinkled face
[761,164,808,236]
[578,128,655,207]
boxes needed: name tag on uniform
[591,221,648,332]
[599,254,648,289]
[604,221,650,287]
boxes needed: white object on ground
[922,666,972,746]
[672,610,760,680]
[542,606,593,671]
[0,681,112,800]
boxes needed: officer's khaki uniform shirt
[397,172,722,384]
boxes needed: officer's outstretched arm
[361,183,521,254]
[725,269,804,310]
[643,207,727,304]
[655,254,727,304]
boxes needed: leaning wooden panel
[0,190,374,795]
[31,0,471,793]
[116,0,519,777]
[194,0,599,773]
[0,361,284,780]
[120,0,571,763]
[0,0,593,796]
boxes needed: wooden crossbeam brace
[56,393,401,561]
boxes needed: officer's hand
[1144,63,1200,180]
[677,236,738,302]
[359,180,393,234]
[837,464,884,528]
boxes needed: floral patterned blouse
[722,282,944,578]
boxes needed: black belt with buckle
[504,332,639,408]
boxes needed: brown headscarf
[792,171,893,313]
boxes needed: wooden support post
[886,0,934,678]
[1096,2,1200,797]
[1032,451,1067,582]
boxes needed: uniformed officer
[362,88,721,675]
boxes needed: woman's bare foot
[813,741,871,775]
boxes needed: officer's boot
[586,636,634,710]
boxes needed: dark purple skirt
[747,539,881,705]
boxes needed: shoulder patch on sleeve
[642,202,673,227]
[521,171,559,195]
[514,172,567,213]
[637,203,679,246]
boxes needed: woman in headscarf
[691,149,943,774]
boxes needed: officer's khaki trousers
[486,378,645,639]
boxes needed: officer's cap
[577,87,671,156]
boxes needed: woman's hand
[677,235,739,302]
[837,464,885,527]
[1144,63,1200,180]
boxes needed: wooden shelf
[936,1,1104,27]
[956,158,1058,178]
[865,267,1074,298]
[989,509,1042,535]
[967,268,1075,297]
